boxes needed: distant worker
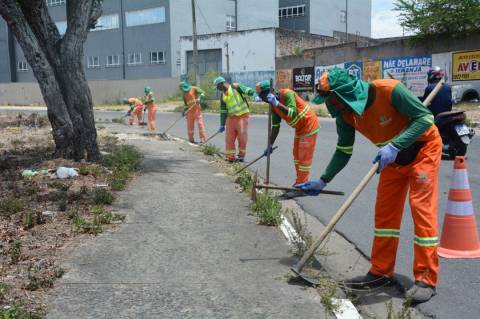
[214,77,255,162]
[181,82,207,144]
[124,97,144,126]
[422,66,452,117]
[255,80,320,195]
[143,86,157,131]
[299,68,441,304]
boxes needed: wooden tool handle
[422,79,444,107]
[294,163,378,272]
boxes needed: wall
[237,0,278,31]
[180,28,276,75]
[309,0,371,37]
[275,28,340,57]
[0,78,180,105]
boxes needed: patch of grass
[78,165,90,176]
[26,273,54,291]
[93,189,115,205]
[9,240,22,264]
[103,145,142,172]
[235,170,253,192]
[23,211,36,229]
[465,117,479,128]
[109,169,130,191]
[455,101,480,111]
[202,143,220,156]
[251,193,282,226]
[0,303,45,319]
[0,197,25,216]
[112,117,126,124]
[92,206,113,225]
[25,185,40,196]
[72,216,103,235]
[288,210,313,257]
[317,278,340,317]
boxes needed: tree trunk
[0,0,102,161]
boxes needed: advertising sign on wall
[382,55,432,96]
[276,69,293,90]
[452,50,480,81]
[363,60,382,82]
[315,64,345,85]
[293,67,315,92]
[345,62,363,80]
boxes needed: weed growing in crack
[316,277,341,317]
[235,170,253,192]
[288,210,313,257]
[72,216,103,235]
[26,273,54,291]
[201,143,220,156]
[0,303,45,319]
[385,299,412,319]
[251,193,282,226]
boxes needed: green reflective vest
[222,85,249,116]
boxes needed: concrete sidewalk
[47,125,325,318]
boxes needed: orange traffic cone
[438,156,480,258]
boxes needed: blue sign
[344,62,363,80]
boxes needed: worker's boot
[406,281,436,304]
[236,157,245,163]
[344,271,394,290]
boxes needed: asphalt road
[4,108,480,318]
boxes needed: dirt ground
[0,113,133,317]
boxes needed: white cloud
[372,8,404,38]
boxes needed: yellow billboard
[452,50,480,81]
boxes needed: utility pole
[120,0,126,80]
[191,0,200,85]
[224,41,230,79]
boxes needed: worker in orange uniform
[214,76,255,162]
[297,68,441,304]
[255,80,319,197]
[143,86,157,131]
[181,82,206,144]
[123,97,144,126]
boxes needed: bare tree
[0,0,103,160]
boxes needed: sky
[371,0,407,38]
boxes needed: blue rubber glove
[253,95,262,102]
[295,179,327,196]
[263,145,275,157]
[267,93,279,107]
[218,125,225,133]
[373,143,400,173]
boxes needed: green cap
[213,76,226,87]
[181,82,191,92]
[144,86,152,94]
[255,80,270,94]
[313,67,369,116]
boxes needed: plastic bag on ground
[56,167,78,179]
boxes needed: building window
[87,56,100,68]
[55,21,67,35]
[92,14,119,31]
[106,55,120,67]
[47,0,65,6]
[127,53,142,66]
[17,61,28,72]
[150,51,166,64]
[126,7,165,27]
[226,15,236,31]
[279,5,305,18]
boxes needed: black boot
[406,281,436,304]
[344,271,394,290]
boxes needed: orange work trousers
[370,134,442,287]
[186,104,206,143]
[225,114,249,161]
[129,105,143,126]
[147,104,157,131]
[292,133,317,185]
